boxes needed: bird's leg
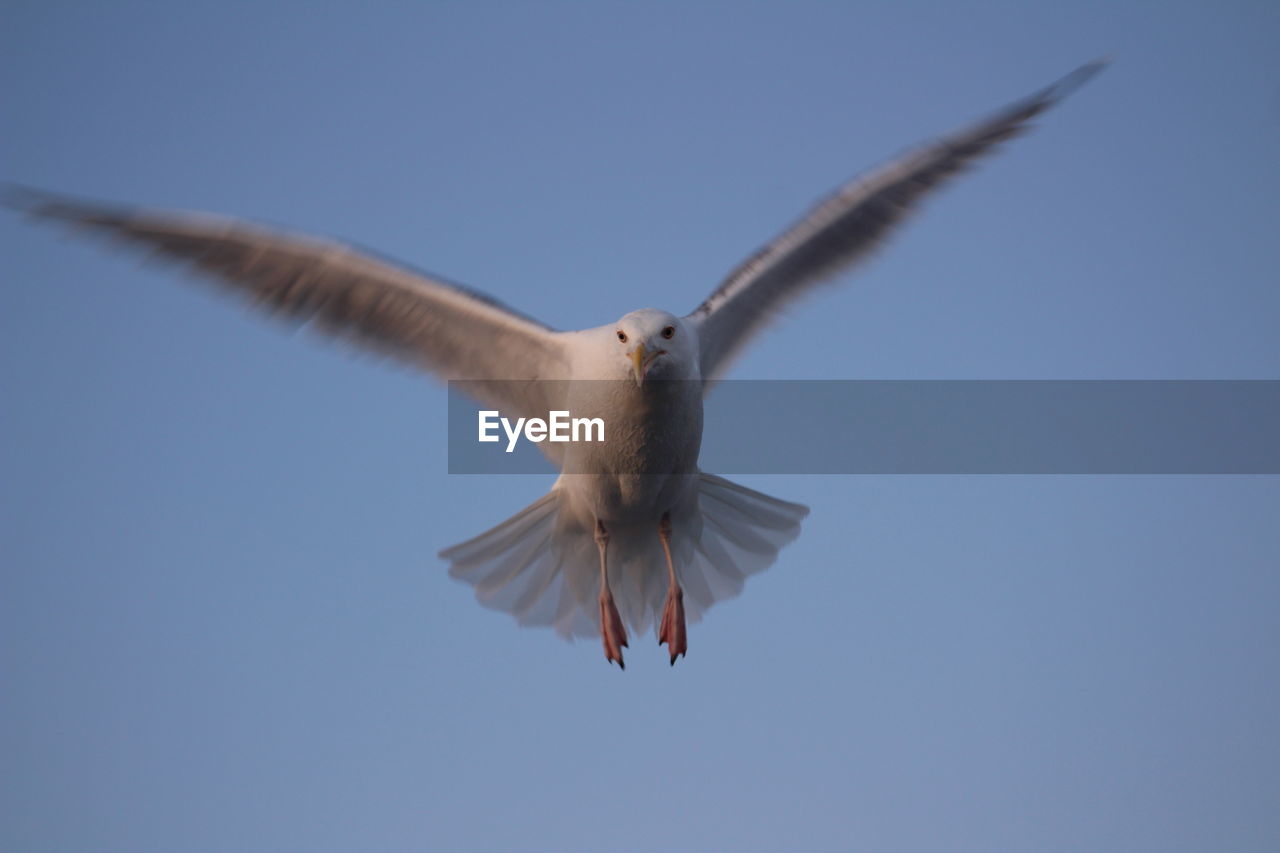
[657,512,687,664]
[595,519,628,669]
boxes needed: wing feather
[5,187,567,417]
[688,60,1106,383]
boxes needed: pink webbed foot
[658,585,687,665]
[599,588,629,670]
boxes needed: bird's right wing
[687,61,1106,384]
[6,187,569,418]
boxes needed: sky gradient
[3,2,1278,851]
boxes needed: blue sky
[2,2,1278,851]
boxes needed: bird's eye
[617,330,628,343]
[661,325,675,339]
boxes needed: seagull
[5,61,1104,668]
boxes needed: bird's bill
[631,343,648,385]
[630,343,665,385]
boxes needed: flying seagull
[5,61,1104,668]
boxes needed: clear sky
[2,2,1278,851]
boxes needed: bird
[4,61,1104,668]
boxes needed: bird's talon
[599,587,629,669]
[658,585,687,663]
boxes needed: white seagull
[6,62,1103,668]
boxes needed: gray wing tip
[0,182,59,215]
[1043,57,1111,105]
[0,182,124,228]
[973,58,1109,143]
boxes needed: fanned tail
[675,474,808,626]
[441,474,808,641]
[441,490,598,638]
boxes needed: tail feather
[473,529,552,598]
[699,475,809,530]
[703,510,778,556]
[442,492,557,567]
[440,473,809,641]
[443,491,563,625]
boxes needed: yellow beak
[631,343,648,385]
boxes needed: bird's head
[613,308,696,385]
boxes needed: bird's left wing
[5,187,568,418]
[687,60,1106,384]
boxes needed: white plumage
[4,62,1103,667]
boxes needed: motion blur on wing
[4,61,1105,668]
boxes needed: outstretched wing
[687,60,1106,383]
[6,187,568,417]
